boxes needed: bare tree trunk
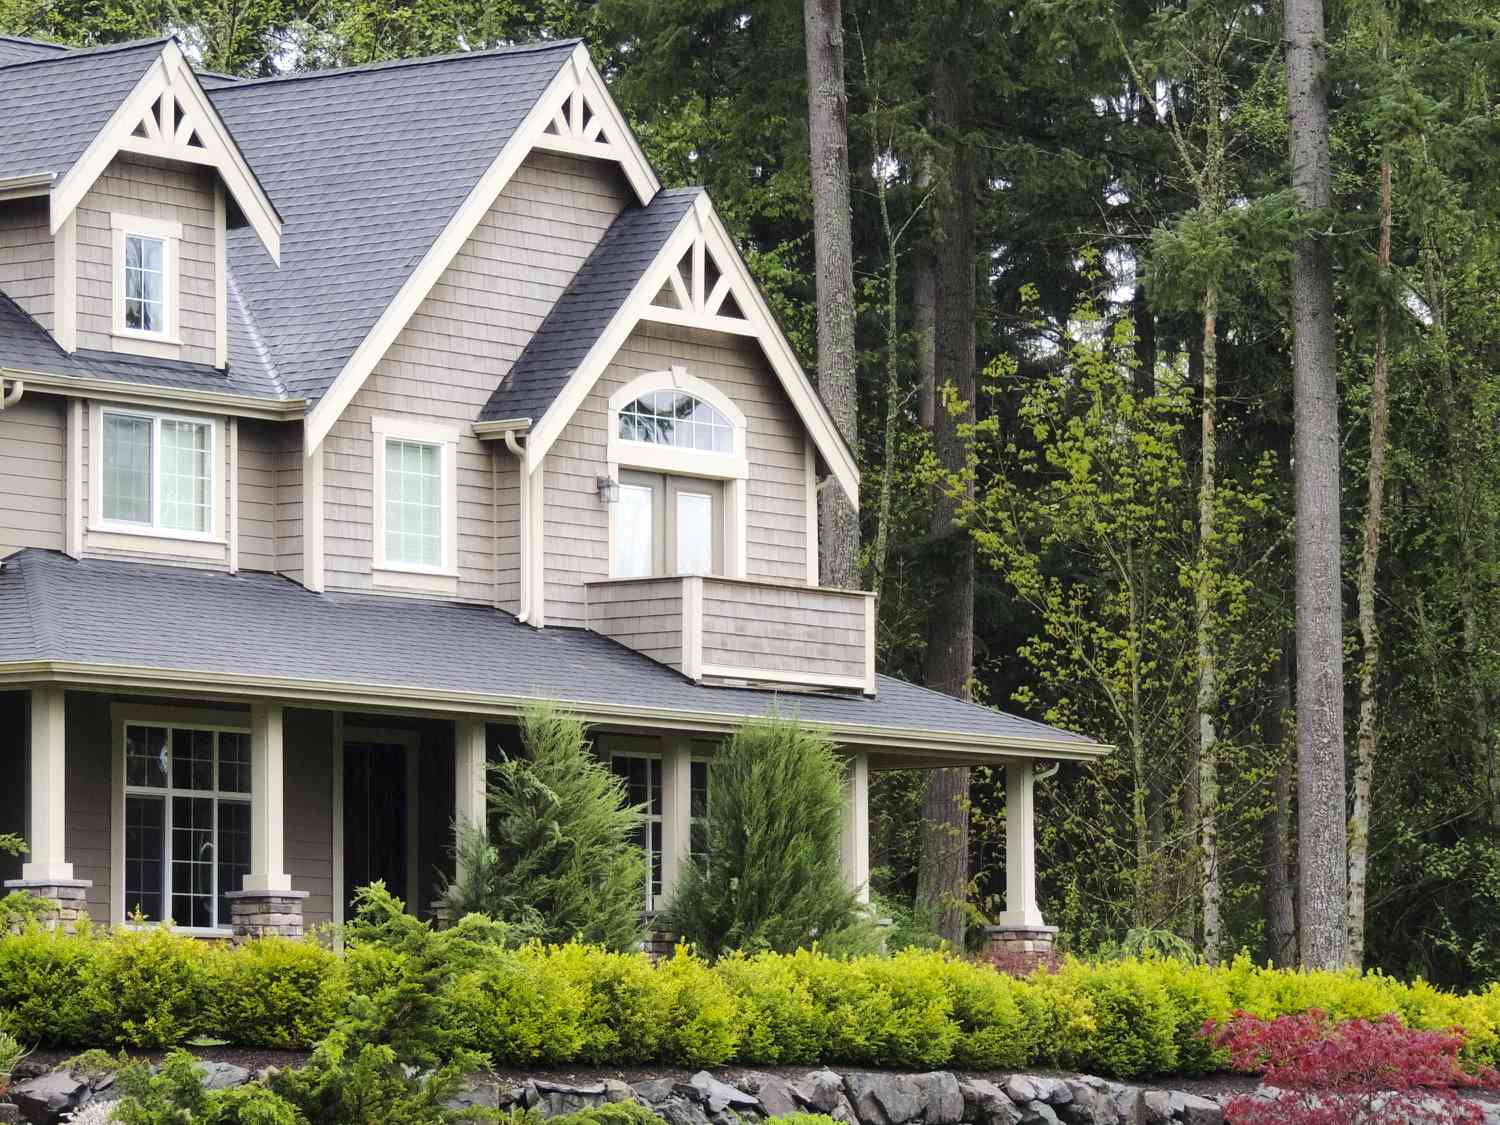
[1348,154,1391,970]
[1264,648,1299,965]
[917,43,978,950]
[914,159,937,431]
[803,0,859,589]
[1286,0,1349,971]
[1198,284,1221,964]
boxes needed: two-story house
[0,33,1104,953]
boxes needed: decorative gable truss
[523,191,860,507]
[50,40,281,262]
[533,51,654,198]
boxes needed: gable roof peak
[210,37,581,92]
[0,35,170,71]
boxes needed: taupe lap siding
[700,581,866,680]
[544,323,810,628]
[0,196,54,330]
[587,579,686,671]
[0,392,65,558]
[323,152,628,604]
[76,155,219,367]
[274,422,303,581]
[284,709,334,926]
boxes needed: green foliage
[113,1051,303,1125]
[444,704,646,952]
[206,937,347,1049]
[80,926,212,1048]
[1120,928,1199,963]
[664,716,866,957]
[0,924,96,1045]
[499,1106,665,1125]
[1046,960,1180,1078]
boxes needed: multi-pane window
[689,760,710,869]
[100,410,213,534]
[124,724,251,929]
[609,754,712,911]
[383,438,443,568]
[618,391,733,453]
[123,234,167,334]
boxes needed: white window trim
[110,213,183,354]
[88,403,226,548]
[109,702,252,934]
[606,367,749,481]
[371,415,462,592]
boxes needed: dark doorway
[344,741,409,917]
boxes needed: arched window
[617,390,733,454]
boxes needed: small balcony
[585,575,876,696]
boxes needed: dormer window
[111,213,181,349]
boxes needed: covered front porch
[0,684,1059,947]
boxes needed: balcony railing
[585,575,876,695]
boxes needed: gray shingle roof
[208,41,578,404]
[0,35,67,66]
[0,291,284,399]
[0,38,167,181]
[0,548,1102,754]
[480,188,698,423]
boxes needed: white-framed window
[371,416,462,592]
[609,752,710,912]
[93,406,217,538]
[111,213,182,348]
[606,368,749,481]
[122,721,251,931]
[618,390,734,453]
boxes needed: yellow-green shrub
[448,948,591,1065]
[1045,960,1179,1078]
[804,949,959,1068]
[715,950,833,1064]
[0,924,98,1045]
[80,927,211,1047]
[532,943,669,1063]
[655,946,739,1066]
[940,957,1041,1068]
[205,937,346,1049]
[1146,959,1234,1075]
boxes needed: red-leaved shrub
[1205,1009,1499,1125]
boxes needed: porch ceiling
[0,549,1108,763]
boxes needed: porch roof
[0,549,1107,763]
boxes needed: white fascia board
[2,366,305,420]
[524,196,862,507]
[50,43,282,263]
[304,47,662,456]
[0,172,54,201]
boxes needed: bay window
[123,723,251,930]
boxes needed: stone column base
[3,879,91,932]
[984,924,1059,973]
[225,889,309,939]
[641,929,678,962]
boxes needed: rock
[446,1073,502,1111]
[633,1079,679,1106]
[197,1062,250,1091]
[1017,1102,1059,1125]
[497,1085,526,1110]
[793,1071,847,1115]
[604,1080,636,1105]
[690,1071,761,1115]
[1002,1077,1041,1107]
[0,1106,19,1124]
[528,1079,611,1117]
[845,1072,927,1125]
[1028,1079,1069,1109]
[742,1074,801,1118]
[13,1072,89,1124]
[1140,1090,1171,1125]
[657,1096,714,1125]
[914,1074,964,1125]
[1167,1092,1222,1125]
[1107,1086,1143,1125]
[959,1079,1022,1125]
[1058,1082,1112,1125]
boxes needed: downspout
[502,429,532,623]
[1035,761,1061,782]
[0,377,23,411]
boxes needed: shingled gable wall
[321,151,630,606]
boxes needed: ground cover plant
[2,916,1500,1084]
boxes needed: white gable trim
[533,48,658,204]
[50,41,281,263]
[304,43,660,455]
[522,194,860,506]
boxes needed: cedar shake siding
[0,196,54,331]
[0,391,66,557]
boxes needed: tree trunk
[1348,154,1391,970]
[914,158,937,431]
[803,0,859,589]
[917,43,978,950]
[1132,271,1157,398]
[1286,0,1348,971]
[1264,648,1299,966]
[1198,284,1221,964]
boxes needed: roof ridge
[0,34,169,71]
[208,37,580,92]
[0,33,67,49]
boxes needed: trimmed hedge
[0,924,1497,1080]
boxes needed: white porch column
[454,718,488,880]
[840,751,870,904]
[997,761,1045,927]
[22,686,72,882]
[659,735,693,908]
[243,702,291,893]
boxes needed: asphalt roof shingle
[0,549,1101,753]
[481,187,698,423]
[0,35,67,66]
[0,38,166,181]
[208,41,578,404]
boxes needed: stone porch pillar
[840,752,870,904]
[226,702,306,938]
[986,760,1057,964]
[6,687,92,929]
